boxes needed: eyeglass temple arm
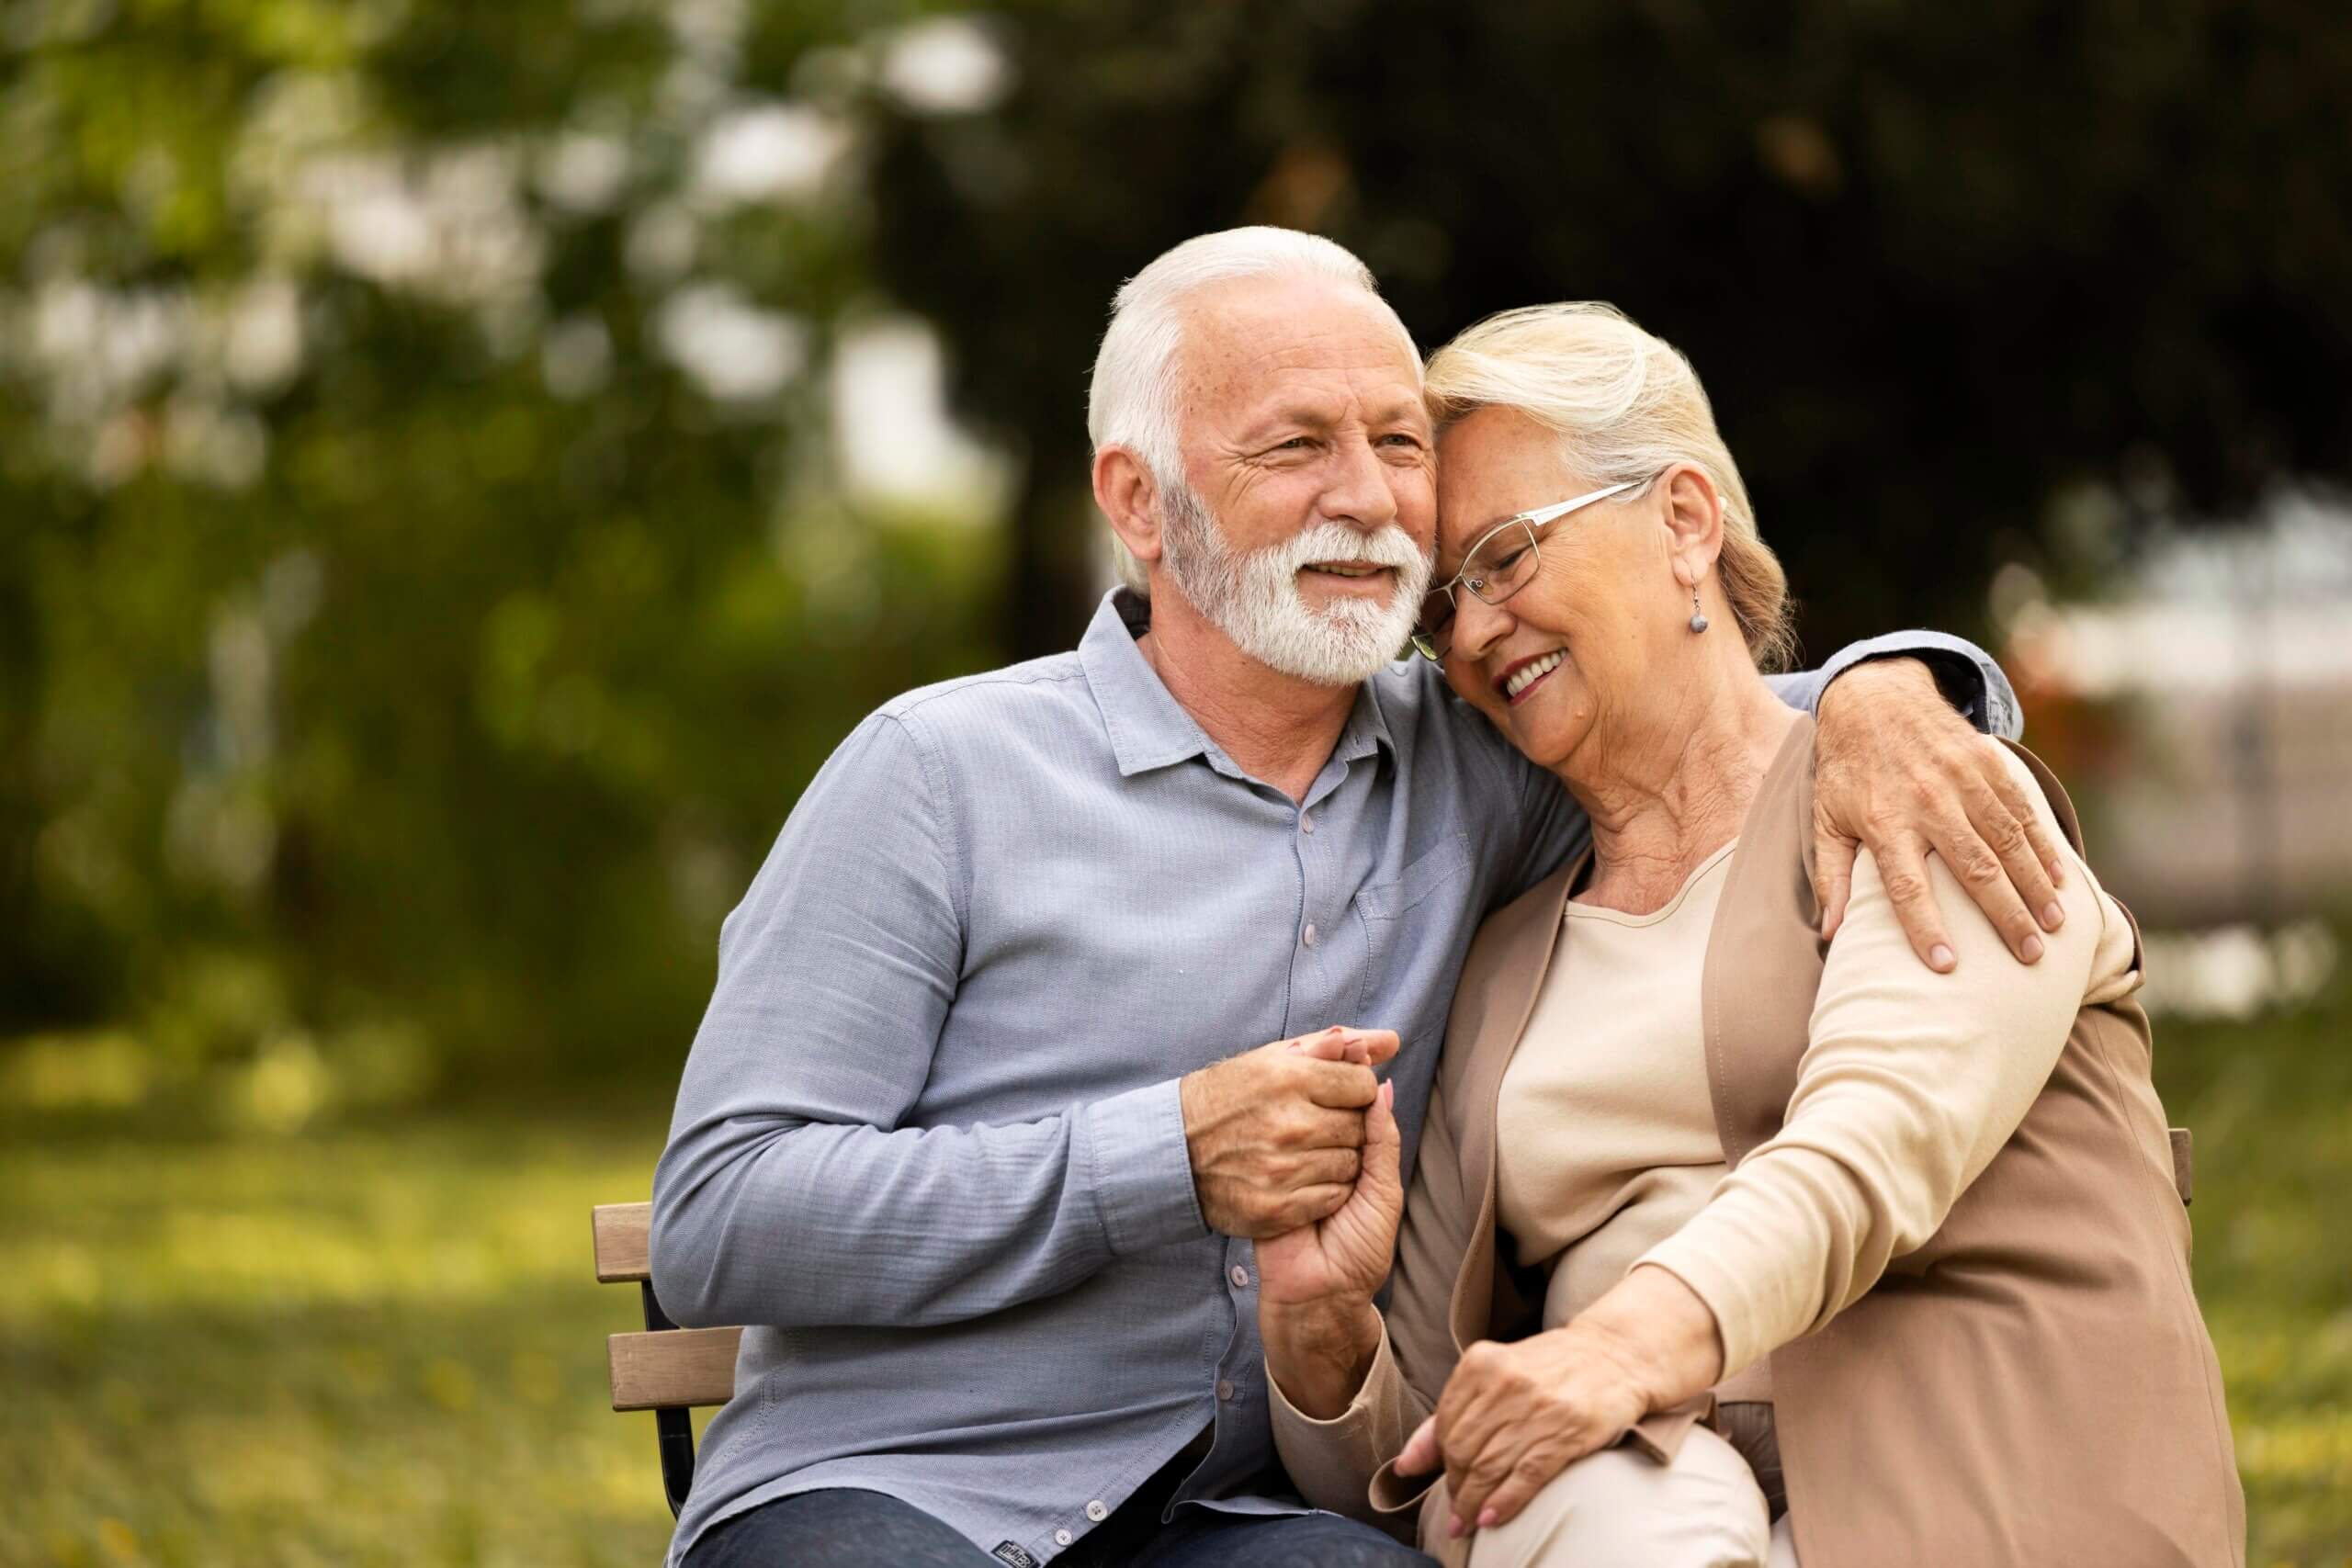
[1513,479,1640,529]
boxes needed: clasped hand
[1180,1026,1399,1238]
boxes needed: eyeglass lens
[1413,521,1543,658]
[1412,588,1456,657]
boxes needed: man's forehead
[1184,278,1420,389]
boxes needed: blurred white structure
[2006,491,2352,1010]
[830,316,1012,517]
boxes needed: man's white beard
[1159,482,1432,686]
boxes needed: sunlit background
[5,3,2348,1564]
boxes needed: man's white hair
[1087,227,1419,595]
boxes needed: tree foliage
[0,0,997,1084]
[865,0,2352,659]
[4,0,2346,1090]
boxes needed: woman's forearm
[1262,1297,1386,1420]
[1577,1264,1726,1413]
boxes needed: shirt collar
[1078,588,1398,780]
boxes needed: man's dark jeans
[684,1487,1437,1568]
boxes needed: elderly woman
[1255,304,2244,1568]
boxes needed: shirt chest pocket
[1351,832,1475,1030]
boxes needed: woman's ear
[1093,446,1166,576]
[1659,464,1725,591]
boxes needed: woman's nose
[1451,589,1514,662]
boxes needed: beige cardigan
[1271,722,2244,1568]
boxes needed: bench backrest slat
[609,1326,742,1411]
[594,1202,653,1283]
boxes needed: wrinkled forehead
[1433,407,1588,566]
[1178,277,1425,430]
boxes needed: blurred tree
[4,0,2347,1090]
[0,0,997,1085]
[863,0,2352,660]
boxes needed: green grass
[2155,998,2352,1566]
[0,1110,684,1568]
[3,994,2348,1567]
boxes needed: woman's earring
[1689,584,1710,635]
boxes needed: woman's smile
[1496,649,1567,705]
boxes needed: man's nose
[1321,434,1400,532]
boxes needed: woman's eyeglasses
[1408,479,1639,661]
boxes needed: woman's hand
[1256,1032,1404,1311]
[1256,1029,1405,1416]
[1395,1265,1722,1538]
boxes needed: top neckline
[1563,838,1739,928]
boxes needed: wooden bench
[593,1131,2194,1515]
[593,1202,741,1517]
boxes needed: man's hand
[1180,1027,1397,1238]
[1813,658,2066,971]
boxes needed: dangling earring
[1689,583,1710,635]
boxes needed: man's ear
[1659,464,1726,592]
[1093,446,1166,576]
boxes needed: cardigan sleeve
[1636,748,2126,1377]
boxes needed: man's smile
[1299,560,1399,598]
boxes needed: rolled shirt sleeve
[1767,628,2022,740]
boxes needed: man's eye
[1273,436,1313,452]
[1378,433,1422,449]
[1486,546,1530,574]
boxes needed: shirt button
[1301,922,1318,948]
[1300,811,1315,835]
[1085,1500,1109,1521]
[1217,1379,1237,1401]
[1055,1528,1073,1547]
[1229,1264,1250,1289]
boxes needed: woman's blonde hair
[1423,302,1797,671]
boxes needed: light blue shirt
[651,590,2016,1565]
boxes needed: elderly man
[651,228,2063,1568]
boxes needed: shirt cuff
[1077,1078,1208,1256]
[1815,630,2021,740]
